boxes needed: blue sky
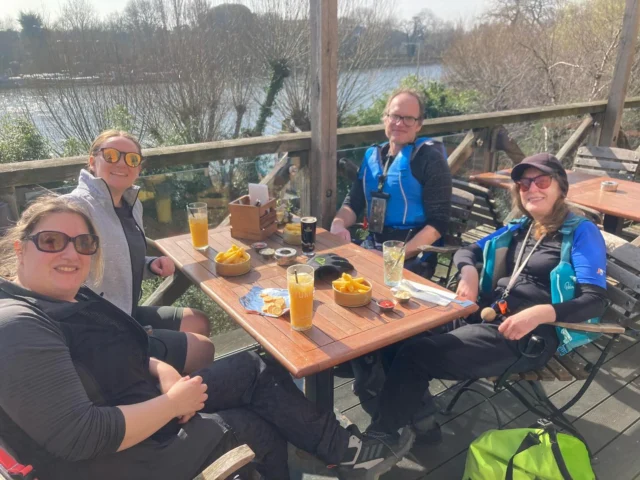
[0,0,491,27]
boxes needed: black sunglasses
[99,148,143,168]
[27,231,100,255]
[515,174,552,192]
[384,113,420,127]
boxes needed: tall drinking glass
[301,216,317,256]
[287,264,314,331]
[187,202,209,251]
[383,240,405,287]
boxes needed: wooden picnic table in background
[155,226,477,410]
[470,169,640,234]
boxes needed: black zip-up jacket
[0,279,223,480]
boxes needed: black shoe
[351,354,386,397]
[334,425,415,480]
[412,415,442,446]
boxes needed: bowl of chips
[214,245,251,276]
[332,273,372,308]
[283,222,302,245]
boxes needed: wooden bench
[441,241,640,455]
[573,145,640,181]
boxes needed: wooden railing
[2,96,640,221]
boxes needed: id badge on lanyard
[369,154,393,234]
[369,191,389,233]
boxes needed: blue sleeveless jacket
[358,137,442,230]
[478,214,604,355]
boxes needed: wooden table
[471,169,640,233]
[566,176,640,233]
[155,226,477,410]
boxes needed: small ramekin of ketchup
[377,299,396,313]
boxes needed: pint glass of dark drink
[301,216,317,256]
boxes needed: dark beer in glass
[301,216,317,256]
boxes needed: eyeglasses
[515,174,552,192]
[384,113,420,127]
[27,231,100,255]
[99,148,142,168]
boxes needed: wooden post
[309,0,338,229]
[587,113,604,146]
[447,130,475,175]
[599,0,640,146]
[0,186,18,232]
[555,115,594,163]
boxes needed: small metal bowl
[377,299,397,313]
[275,247,297,266]
[251,241,268,252]
[393,290,412,304]
[259,248,275,260]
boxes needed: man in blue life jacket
[330,88,453,398]
[330,88,453,280]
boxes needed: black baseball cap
[511,153,567,182]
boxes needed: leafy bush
[343,75,477,127]
[0,115,49,163]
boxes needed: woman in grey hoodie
[66,130,214,374]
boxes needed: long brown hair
[510,171,572,238]
[87,129,143,174]
[0,195,103,285]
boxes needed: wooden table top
[470,169,596,190]
[155,227,478,378]
[565,176,640,223]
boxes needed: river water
[0,64,442,148]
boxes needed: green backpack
[463,421,594,480]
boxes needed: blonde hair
[510,173,575,238]
[87,130,143,174]
[383,88,426,121]
[0,195,104,287]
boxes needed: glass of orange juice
[287,264,314,331]
[187,202,209,251]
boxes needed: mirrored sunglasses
[28,231,100,255]
[515,174,552,192]
[99,148,142,168]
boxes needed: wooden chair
[418,186,475,285]
[452,179,502,245]
[573,145,640,181]
[0,440,256,480]
[441,241,640,456]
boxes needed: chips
[261,293,286,316]
[284,223,301,235]
[332,273,371,294]
[215,245,249,264]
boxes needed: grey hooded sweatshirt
[64,169,157,315]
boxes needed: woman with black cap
[366,153,609,446]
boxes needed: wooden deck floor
[284,330,640,479]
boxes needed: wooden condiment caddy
[228,195,278,241]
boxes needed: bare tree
[277,0,395,131]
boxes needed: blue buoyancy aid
[358,137,443,230]
[478,214,602,355]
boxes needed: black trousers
[195,351,350,479]
[375,313,559,433]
